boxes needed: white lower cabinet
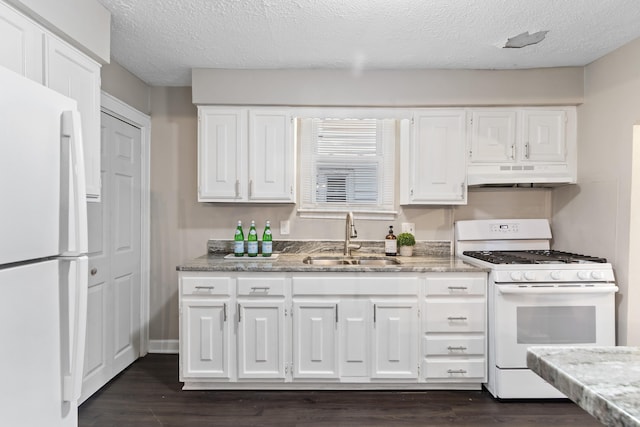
[179,271,486,389]
[182,299,232,379]
[339,298,370,378]
[293,300,339,379]
[179,275,233,381]
[237,300,286,379]
[422,273,487,384]
[372,300,418,379]
[236,276,287,380]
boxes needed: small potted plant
[397,232,416,257]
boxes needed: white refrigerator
[0,65,89,427]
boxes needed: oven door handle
[498,285,618,295]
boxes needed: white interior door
[82,111,141,401]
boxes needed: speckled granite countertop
[527,346,640,427]
[176,252,483,273]
[177,239,486,273]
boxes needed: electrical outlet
[401,222,415,235]
[280,220,290,235]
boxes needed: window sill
[297,208,398,221]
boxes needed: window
[299,117,396,217]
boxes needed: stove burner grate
[462,249,607,265]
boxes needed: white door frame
[100,91,151,355]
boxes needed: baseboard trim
[148,339,179,354]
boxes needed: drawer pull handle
[195,286,214,290]
[447,286,468,291]
[223,303,227,322]
[447,316,468,321]
[447,369,467,374]
[250,287,270,292]
[447,346,468,351]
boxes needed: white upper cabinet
[467,107,576,186]
[248,110,295,201]
[45,35,102,200]
[198,107,247,201]
[0,3,102,201]
[522,110,566,162]
[401,110,467,205]
[0,2,43,83]
[198,106,295,203]
[469,110,516,163]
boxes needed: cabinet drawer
[424,359,485,380]
[424,301,484,332]
[182,277,231,296]
[423,335,485,356]
[237,277,286,296]
[425,276,485,296]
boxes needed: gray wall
[192,68,584,106]
[101,60,151,115]
[553,37,640,345]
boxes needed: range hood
[467,162,576,187]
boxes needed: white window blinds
[299,117,396,216]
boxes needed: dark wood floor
[79,354,601,427]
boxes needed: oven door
[494,283,617,368]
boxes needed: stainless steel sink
[302,256,400,266]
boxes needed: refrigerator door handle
[61,110,88,255]
[62,256,88,402]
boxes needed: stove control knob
[524,271,536,281]
[550,271,563,280]
[591,271,605,280]
[578,271,591,280]
[510,272,523,281]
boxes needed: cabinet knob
[90,267,98,276]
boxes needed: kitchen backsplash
[207,239,451,256]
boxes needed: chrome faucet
[344,212,361,256]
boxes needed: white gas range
[455,219,617,399]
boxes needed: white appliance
[455,219,617,399]
[0,66,88,426]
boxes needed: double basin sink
[302,255,400,266]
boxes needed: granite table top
[176,252,486,273]
[527,346,640,427]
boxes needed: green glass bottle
[247,220,258,257]
[262,220,272,257]
[233,220,244,257]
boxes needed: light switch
[280,220,290,235]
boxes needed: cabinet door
[248,110,294,202]
[292,301,339,379]
[470,111,516,163]
[45,35,101,201]
[339,299,370,378]
[407,110,466,204]
[522,110,566,162]
[237,300,286,379]
[198,107,247,201]
[181,299,231,379]
[371,300,418,379]
[0,2,43,83]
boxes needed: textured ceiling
[97,0,640,86]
